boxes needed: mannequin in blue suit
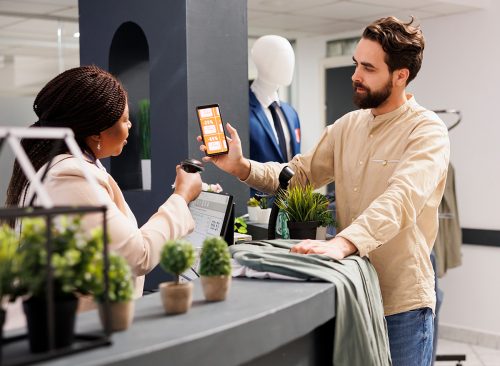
[249,35,301,165]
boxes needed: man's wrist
[235,158,251,181]
[336,236,358,256]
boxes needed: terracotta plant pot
[98,301,135,332]
[201,275,231,301]
[159,281,193,314]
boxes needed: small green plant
[276,185,334,225]
[17,216,104,298]
[95,254,133,303]
[199,237,231,277]
[160,240,195,284]
[0,224,20,307]
[313,193,336,227]
[138,99,151,160]
[234,216,248,234]
[258,197,269,209]
[247,197,260,207]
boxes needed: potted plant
[246,197,260,222]
[0,224,20,348]
[313,193,336,240]
[159,240,195,314]
[234,216,248,234]
[199,237,231,301]
[95,254,134,332]
[276,185,332,240]
[256,196,272,224]
[247,196,272,224]
[138,98,151,190]
[17,216,103,353]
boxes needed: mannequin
[249,35,301,165]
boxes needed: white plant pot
[316,226,327,240]
[141,159,151,190]
[256,208,272,224]
[247,206,260,222]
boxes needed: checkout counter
[8,278,336,366]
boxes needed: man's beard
[352,78,392,109]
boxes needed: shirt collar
[370,94,416,123]
[82,151,107,172]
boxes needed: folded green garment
[230,239,392,366]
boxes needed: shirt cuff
[240,160,277,194]
[336,223,382,257]
[165,193,195,232]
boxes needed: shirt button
[369,134,374,138]
[353,187,358,192]
[382,160,388,166]
[359,160,363,165]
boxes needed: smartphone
[196,104,229,156]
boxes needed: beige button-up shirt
[244,95,450,315]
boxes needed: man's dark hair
[363,16,425,84]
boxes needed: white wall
[413,7,500,231]
[293,6,500,336]
[439,245,500,335]
[413,4,500,336]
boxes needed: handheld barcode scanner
[267,166,294,239]
[180,159,204,173]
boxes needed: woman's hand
[198,123,251,180]
[173,165,202,204]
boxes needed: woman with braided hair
[5,65,202,297]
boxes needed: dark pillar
[79,0,249,226]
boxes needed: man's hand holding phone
[196,104,230,156]
[198,122,250,181]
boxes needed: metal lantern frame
[0,127,112,365]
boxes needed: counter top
[28,278,335,366]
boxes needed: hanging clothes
[434,163,462,277]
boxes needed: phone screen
[196,104,229,156]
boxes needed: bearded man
[199,16,449,366]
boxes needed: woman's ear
[85,134,102,154]
[89,134,100,143]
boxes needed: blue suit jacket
[249,89,301,164]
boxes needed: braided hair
[5,65,127,212]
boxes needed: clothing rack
[433,109,462,131]
[432,109,466,366]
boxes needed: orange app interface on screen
[197,106,228,155]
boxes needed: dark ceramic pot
[23,295,78,353]
[287,221,319,240]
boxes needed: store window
[326,37,359,58]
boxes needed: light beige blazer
[26,154,195,298]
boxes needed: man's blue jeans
[385,307,434,366]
